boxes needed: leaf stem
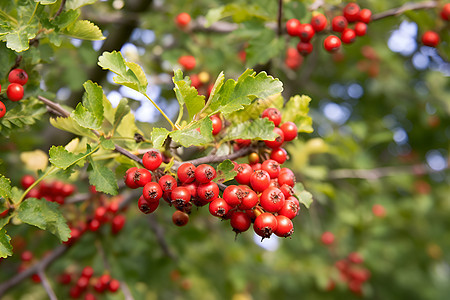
[16,166,58,206]
[143,94,180,130]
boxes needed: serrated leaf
[63,20,105,40]
[5,25,37,52]
[100,136,115,150]
[173,70,205,121]
[88,160,118,195]
[204,4,270,25]
[0,98,46,138]
[227,94,284,123]
[82,80,104,124]
[170,126,213,147]
[206,71,225,102]
[283,95,313,133]
[0,215,12,231]
[17,198,70,241]
[246,28,284,67]
[0,175,12,200]
[113,98,130,131]
[66,0,97,10]
[0,229,13,258]
[151,127,170,148]
[209,69,283,116]
[294,183,313,209]
[224,118,276,142]
[71,103,102,130]
[49,146,86,170]
[35,0,57,4]
[199,117,214,140]
[213,160,237,184]
[50,116,98,139]
[53,9,80,29]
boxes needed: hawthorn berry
[280,122,298,141]
[7,83,24,102]
[359,8,372,23]
[171,186,191,208]
[21,250,33,262]
[143,182,163,202]
[324,35,342,52]
[253,213,278,239]
[77,276,89,290]
[85,293,96,300]
[248,152,260,165]
[209,198,232,217]
[134,168,152,187]
[343,3,360,22]
[64,227,81,246]
[421,31,440,47]
[285,47,303,70]
[296,41,313,56]
[158,174,177,192]
[172,210,189,226]
[260,187,285,212]
[175,12,191,27]
[235,163,253,185]
[177,162,196,184]
[441,3,450,21]
[332,16,348,32]
[372,204,386,217]
[20,175,35,189]
[261,107,282,126]
[223,185,245,207]
[108,279,120,292]
[0,101,5,118]
[61,183,75,197]
[88,219,101,231]
[279,184,294,198]
[197,181,219,203]
[274,215,294,237]
[264,127,285,149]
[8,69,28,85]
[286,18,301,36]
[238,188,258,210]
[58,272,72,285]
[250,170,271,192]
[354,22,367,36]
[311,13,327,32]
[230,211,252,233]
[178,55,196,70]
[190,74,201,89]
[348,252,364,264]
[321,231,335,245]
[251,163,261,170]
[138,196,159,214]
[69,285,82,298]
[94,206,108,223]
[261,159,280,179]
[235,138,251,148]
[111,214,126,234]
[81,266,94,279]
[195,164,216,183]
[341,28,356,44]
[278,198,299,219]
[142,149,162,171]
[278,168,295,187]
[210,115,222,135]
[124,168,139,189]
[270,148,287,164]
[298,23,315,42]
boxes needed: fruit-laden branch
[327,163,446,180]
[37,270,58,300]
[371,1,438,21]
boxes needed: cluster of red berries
[420,4,449,48]
[327,252,371,296]
[0,68,29,118]
[21,174,76,205]
[58,266,120,299]
[124,107,301,240]
[286,3,372,56]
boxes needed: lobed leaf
[82,81,104,125]
[50,116,98,139]
[63,20,105,40]
[151,127,170,148]
[88,159,119,195]
[48,146,87,170]
[71,103,102,130]
[173,70,205,122]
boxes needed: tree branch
[37,270,58,300]
[53,0,66,19]
[277,0,283,37]
[371,1,438,21]
[174,146,256,168]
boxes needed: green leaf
[282,95,313,133]
[48,146,87,170]
[204,4,270,26]
[71,103,102,130]
[170,125,213,148]
[88,159,118,195]
[206,71,225,102]
[53,9,80,29]
[63,20,105,40]
[213,160,237,184]
[209,69,283,116]
[5,25,37,52]
[100,136,115,150]
[0,215,12,231]
[82,80,104,125]
[50,116,98,139]
[199,117,214,141]
[151,127,170,148]
[246,28,284,67]
[17,198,71,242]
[35,0,57,4]
[173,70,205,121]
[294,183,313,209]
[113,98,130,131]
[224,118,276,142]
[0,229,13,258]
[227,94,284,123]
[0,175,12,200]
[97,51,147,93]
[66,0,97,10]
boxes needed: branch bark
[371,1,438,21]
[37,270,58,300]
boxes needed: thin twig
[37,270,58,300]
[277,0,283,37]
[372,1,438,21]
[174,146,256,168]
[53,0,66,19]
[37,96,70,117]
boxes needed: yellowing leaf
[20,150,48,172]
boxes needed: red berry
[332,16,348,32]
[341,28,356,44]
[250,170,271,192]
[8,69,28,85]
[183,181,198,199]
[354,22,367,36]
[298,23,315,42]
[108,279,120,292]
[235,138,251,148]
[223,185,245,207]
[279,184,294,198]
[260,187,285,212]
[138,196,159,214]
[197,181,219,203]
[230,211,251,233]
[158,174,177,192]
[296,41,313,56]
[175,12,191,27]
[372,204,386,217]
[208,198,232,217]
[124,168,139,189]
[0,101,5,118]
[77,276,89,290]
[441,3,450,21]
[81,266,94,279]
[278,198,299,219]
[253,213,278,239]
[235,163,253,185]
[178,55,196,70]
[321,231,335,245]
[142,149,162,171]
[238,188,258,210]
[210,115,222,135]
[133,168,152,187]
[61,183,75,197]
[421,31,440,47]
[261,159,280,179]
[274,215,294,237]
[171,186,191,208]
[88,219,101,231]
[7,83,24,102]
[285,47,303,70]
[195,164,216,183]
[143,182,163,202]
[94,206,107,223]
[21,175,35,190]
[261,107,282,126]
[286,18,301,36]
[324,35,341,52]
[190,74,201,89]
[70,285,82,298]
[172,210,189,226]
[84,293,96,300]
[107,200,120,214]
[251,163,261,171]
[348,252,364,264]
[264,127,285,149]
[21,250,33,262]
[64,227,81,245]
[359,8,372,23]
[58,272,72,285]
[177,163,196,184]
[310,13,327,32]
[279,122,297,141]
[111,214,126,234]
[343,3,360,22]
[270,148,287,164]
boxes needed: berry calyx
[138,196,159,214]
[260,187,285,212]
[142,149,162,171]
[8,69,28,85]
[158,174,177,192]
[223,185,245,207]
[175,12,191,27]
[133,168,152,187]
[253,213,278,240]
[208,198,232,217]
[421,31,440,47]
[286,19,301,36]
[143,182,163,202]
[7,83,24,102]
[324,35,342,52]
[197,181,219,203]
[170,186,192,209]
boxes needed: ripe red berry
[58,272,72,285]
[182,181,198,199]
[7,83,24,102]
[421,31,440,47]
[197,181,219,203]
[285,47,303,70]
[88,219,101,231]
[331,16,348,32]
[253,213,278,239]
[251,163,261,171]
[298,23,315,42]
[261,107,282,126]
[158,174,177,192]
[223,185,245,207]
[175,12,191,27]
[230,211,252,233]
[143,182,163,202]
[8,69,28,85]
[348,252,364,264]
[84,293,96,300]
[274,215,294,237]
[279,122,298,141]
[235,163,253,185]
[172,210,189,226]
[170,186,191,208]
[20,175,35,190]
[134,168,153,187]
[238,188,258,210]
[61,183,75,197]
[278,198,299,219]
[195,164,216,183]
[70,285,82,298]
[0,101,5,118]
[354,22,367,36]
[94,206,108,223]
[372,204,386,217]
[250,170,271,192]
[261,159,280,179]
[286,18,301,36]
[108,279,120,292]
[81,266,94,279]
[178,55,196,70]
[321,231,335,245]
[64,227,81,246]
[138,196,159,214]
[142,149,162,171]
[343,3,360,22]
[324,35,342,52]
[279,184,294,198]
[177,163,196,184]
[341,28,356,44]
[296,41,313,56]
[124,168,139,189]
[21,250,33,262]
[278,168,296,187]
[310,13,327,32]
[264,127,285,149]
[359,8,372,23]
[190,74,201,89]
[260,187,285,212]
[208,198,232,217]
[270,148,287,164]
[111,214,126,234]
[210,115,222,135]
[77,276,89,290]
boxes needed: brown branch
[371,1,438,21]
[174,146,256,168]
[277,0,283,37]
[37,270,58,300]
[53,0,66,19]
[37,96,70,117]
